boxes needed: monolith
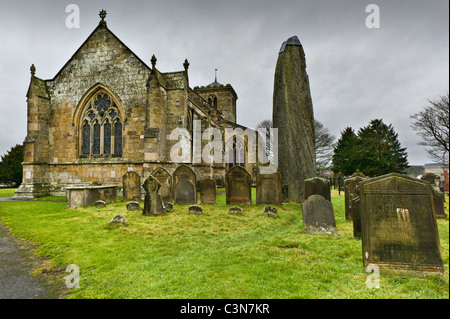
[272,36,316,202]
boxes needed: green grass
[0,188,16,198]
[0,190,448,299]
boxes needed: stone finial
[30,64,36,76]
[99,9,107,26]
[151,55,157,68]
[183,59,190,71]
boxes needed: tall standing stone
[272,36,316,202]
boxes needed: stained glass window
[80,91,122,158]
[114,121,122,156]
[104,121,111,155]
[82,122,90,155]
[93,122,100,155]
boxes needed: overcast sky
[0,0,448,165]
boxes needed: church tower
[193,71,238,124]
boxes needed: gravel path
[0,223,61,299]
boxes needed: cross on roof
[99,9,107,21]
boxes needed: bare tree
[314,119,335,172]
[410,94,449,167]
[256,119,335,172]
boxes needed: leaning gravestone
[420,174,447,219]
[304,177,331,202]
[225,166,252,205]
[431,186,447,219]
[173,165,197,204]
[256,169,282,205]
[359,173,444,275]
[301,195,337,235]
[152,167,173,205]
[142,175,165,216]
[122,171,142,201]
[351,191,363,238]
[199,178,216,204]
[273,35,316,202]
[344,176,367,220]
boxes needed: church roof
[51,21,152,81]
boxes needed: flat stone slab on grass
[228,207,243,215]
[109,214,128,225]
[263,206,278,217]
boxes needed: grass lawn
[0,188,16,198]
[0,189,448,299]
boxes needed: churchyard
[0,187,448,299]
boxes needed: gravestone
[431,186,447,219]
[122,171,141,201]
[173,165,197,204]
[273,35,316,202]
[142,175,165,216]
[95,200,107,208]
[304,177,331,202]
[359,173,444,275]
[199,178,216,204]
[263,206,278,218]
[225,166,252,205]
[301,194,337,235]
[352,195,362,238]
[126,201,140,211]
[229,207,243,215]
[152,167,173,205]
[189,205,203,215]
[256,169,282,205]
[344,176,367,220]
[165,202,173,213]
[421,173,438,186]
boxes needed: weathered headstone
[109,214,128,225]
[142,175,165,216]
[304,177,331,202]
[126,201,140,211]
[199,178,216,204]
[256,169,282,205]
[431,186,447,219]
[263,206,278,218]
[165,202,174,213]
[173,165,197,204]
[152,167,173,205]
[229,207,243,215]
[122,171,141,201]
[352,194,362,238]
[94,200,107,208]
[226,166,252,205]
[344,176,367,220]
[272,35,316,202]
[421,172,438,186]
[189,205,203,215]
[301,195,337,235]
[359,173,444,275]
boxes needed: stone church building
[14,11,254,199]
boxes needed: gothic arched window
[80,92,123,158]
